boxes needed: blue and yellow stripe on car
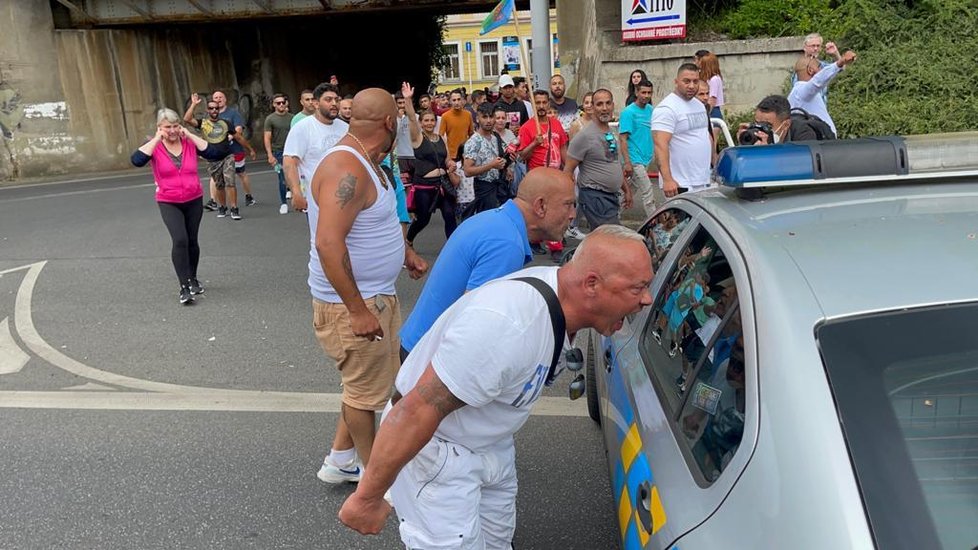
[605,343,667,549]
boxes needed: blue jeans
[272,151,287,205]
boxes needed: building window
[441,43,461,81]
[479,41,500,78]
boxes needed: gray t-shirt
[567,122,623,193]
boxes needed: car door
[594,204,696,550]
[597,206,759,549]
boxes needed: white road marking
[0,168,275,192]
[1,183,155,203]
[7,261,588,416]
[0,317,30,374]
[63,382,117,391]
[0,391,587,415]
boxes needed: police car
[578,134,978,549]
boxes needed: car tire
[585,331,601,424]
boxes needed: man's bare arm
[356,364,465,500]
[313,155,371,319]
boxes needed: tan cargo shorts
[313,294,401,411]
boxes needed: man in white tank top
[308,88,428,485]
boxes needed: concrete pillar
[0,1,70,180]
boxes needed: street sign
[621,0,686,42]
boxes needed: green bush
[824,0,978,137]
[700,0,978,137]
[722,0,834,39]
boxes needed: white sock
[328,448,357,467]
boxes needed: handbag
[440,174,457,200]
[405,184,416,211]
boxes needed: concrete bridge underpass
[0,1,548,179]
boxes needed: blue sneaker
[317,458,361,484]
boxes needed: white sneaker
[285,190,292,200]
[279,203,288,215]
[317,458,362,484]
[565,227,586,240]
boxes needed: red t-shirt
[518,116,568,170]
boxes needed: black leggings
[158,198,203,284]
[407,185,457,243]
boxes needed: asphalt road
[0,166,621,549]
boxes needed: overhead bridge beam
[69,0,538,26]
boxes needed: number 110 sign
[621,0,687,42]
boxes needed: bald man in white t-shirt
[339,225,654,548]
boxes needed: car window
[639,208,692,273]
[640,224,746,483]
[818,304,978,550]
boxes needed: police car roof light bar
[714,132,978,190]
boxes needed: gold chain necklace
[347,132,389,189]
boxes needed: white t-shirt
[283,116,349,188]
[393,266,571,453]
[651,92,712,191]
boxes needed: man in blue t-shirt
[618,79,660,217]
[399,167,576,358]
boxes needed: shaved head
[351,88,398,124]
[794,55,820,81]
[514,167,576,242]
[516,167,573,202]
[570,225,649,274]
[559,225,654,336]
[349,88,399,158]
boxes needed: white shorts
[390,434,518,550]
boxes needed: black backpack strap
[513,276,565,386]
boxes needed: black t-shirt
[494,98,529,130]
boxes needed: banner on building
[502,35,521,71]
[553,34,560,68]
[621,0,686,42]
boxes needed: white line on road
[7,262,588,416]
[0,183,155,203]
[0,391,588,416]
[0,317,30,374]
[0,169,274,191]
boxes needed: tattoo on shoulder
[335,173,357,208]
[416,376,466,418]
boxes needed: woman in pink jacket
[131,108,227,305]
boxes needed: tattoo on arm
[335,173,357,208]
[416,375,466,418]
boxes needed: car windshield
[818,303,978,550]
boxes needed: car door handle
[604,348,613,373]
[636,481,654,535]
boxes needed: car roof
[681,179,978,320]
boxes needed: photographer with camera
[737,95,820,145]
[461,102,515,219]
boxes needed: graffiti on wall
[0,80,24,139]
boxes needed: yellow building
[436,9,559,94]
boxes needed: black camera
[738,121,775,145]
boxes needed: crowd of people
[128,30,856,547]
